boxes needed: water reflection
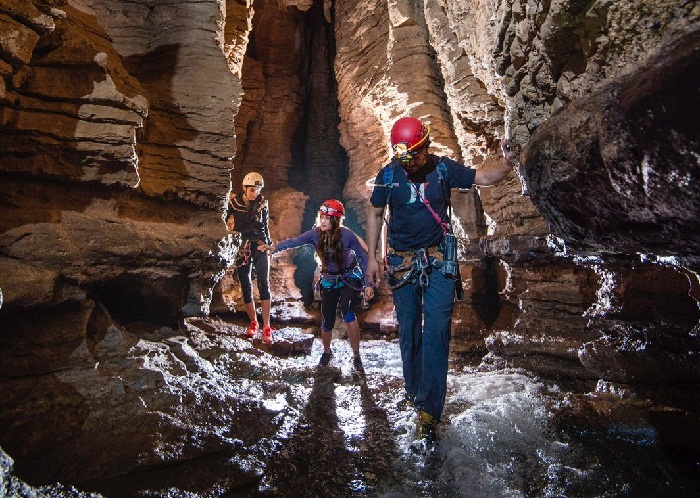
[284,340,699,498]
[260,341,397,497]
[6,327,696,497]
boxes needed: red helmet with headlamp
[390,117,430,162]
[319,199,345,218]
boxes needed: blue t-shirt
[274,226,370,287]
[369,156,476,251]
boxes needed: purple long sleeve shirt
[274,227,370,288]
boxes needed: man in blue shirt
[366,116,514,444]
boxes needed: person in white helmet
[226,172,274,344]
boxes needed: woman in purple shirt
[262,200,374,370]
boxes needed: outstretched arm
[260,230,317,254]
[474,139,515,186]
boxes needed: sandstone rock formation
[1,0,698,495]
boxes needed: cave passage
[233,0,358,303]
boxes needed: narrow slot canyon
[1,1,699,497]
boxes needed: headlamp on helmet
[319,199,345,218]
[390,117,430,163]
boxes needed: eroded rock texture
[1,0,699,495]
[0,0,243,328]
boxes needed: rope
[409,182,449,235]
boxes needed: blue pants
[391,269,454,421]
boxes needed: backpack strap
[382,162,397,221]
[436,158,452,224]
[380,163,397,264]
[383,162,395,186]
[435,158,464,300]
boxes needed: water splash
[584,265,620,318]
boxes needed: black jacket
[226,193,271,244]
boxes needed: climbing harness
[320,262,364,291]
[235,240,252,268]
[386,247,444,291]
[378,158,464,299]
[234,239,265,269]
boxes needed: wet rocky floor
[1,314,699,498]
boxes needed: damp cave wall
[1,0,699,492]
[0,0,699,453]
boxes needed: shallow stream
[255,338,699,498]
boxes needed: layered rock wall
[0,0,240,345]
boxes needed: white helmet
[242,171,264,189]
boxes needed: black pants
[320,278,361,331]
[236,248,271,303]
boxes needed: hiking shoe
[319,352,332,367]
[352,356,364,372]
[416,410,440,443]
[261,325,273,344]
[245,321,258,338]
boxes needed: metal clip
[419,268,429,288]
[415,249,430,288]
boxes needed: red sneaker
[245,321,258,338]
[261,325,274,344]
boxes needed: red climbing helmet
[390,117,430,162]
[319,199,345,217]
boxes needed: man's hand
[474,138,515,186]
[363,286,375,302]
[367,257,382,287]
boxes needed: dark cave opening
[471,257,502,327]
[93,275,184,329]
[287,1,349,205]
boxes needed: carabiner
[419,268,429,288]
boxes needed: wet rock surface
[520,26,700,255]
[1,1,699,497]
[1,313,699,497]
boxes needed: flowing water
[259,338,699,498]
[2,333,698,498]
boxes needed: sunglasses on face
[393,143,426,163]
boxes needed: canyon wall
[0,0,698,493]
[0,0,247,336]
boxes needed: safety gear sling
[382,159,465,300]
